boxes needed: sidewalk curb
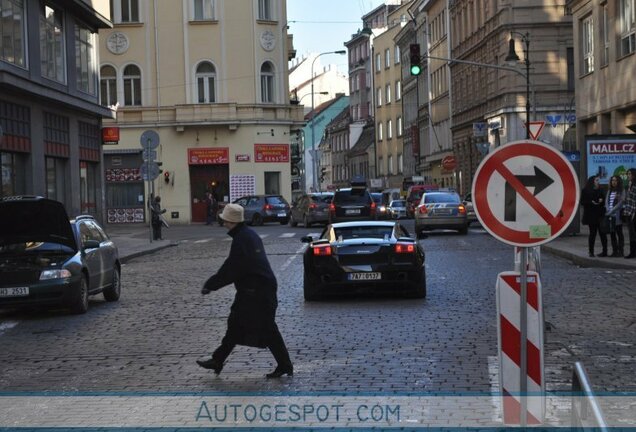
[120,242,176,264]
[542,244,636,270]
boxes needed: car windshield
[334,190,369,205]
[371,194,382,203]
[0,241,74,254]
[424,193,460,204]
[391,201,406,207]
[333,226,393,240]
[266,196,287,205]
[313,195,333,203]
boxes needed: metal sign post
[519,247,528,427]
[140,130,160,242]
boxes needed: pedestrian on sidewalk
[605,175,625,257]
[623,168,636,259]
[204,191,218,225]
[150,196,167,240]
[197,203,293,378]
[581,175,607,257]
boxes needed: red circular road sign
[471,140,580,247]
[442,155,457,171]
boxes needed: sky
[286,0,385,72]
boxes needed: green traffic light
[410,64,422,76]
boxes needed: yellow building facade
[99,0,303,224]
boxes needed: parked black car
[232,195,290,226]
[301,221,426,301]
[290,192,334,227]
[0,196,121,314]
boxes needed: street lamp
[505,32,531,140]
[310,50,346,192]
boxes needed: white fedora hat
[219,203,244,223]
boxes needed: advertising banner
[188,147,229,165]
[586,135,636,185]
[254,144,289,163]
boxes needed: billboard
[585,135,636,185]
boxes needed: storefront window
[79,161,98,215]
[1,152,26,198]
[45,156,66,203]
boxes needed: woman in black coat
[581,175,607,257]
[197,203,293,378]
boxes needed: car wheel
[458,225,468,235]
[290,215,298,227]
[405,268,427,299]
[304,214,312,228]
[303,271,320,301]
[251,213,263,226]
[103,267,121,302]
[69,275,89,314]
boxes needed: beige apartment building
[373,2,410,190]
[99,0,303,224]
[446,1,574,195]
[569,0,636,182]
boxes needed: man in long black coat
[197,203,293,378]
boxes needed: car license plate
[348,272,381,281]
[0,287,29,297]
[277,212,286,217]
[345,209,361,215]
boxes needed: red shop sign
[102,127,120,144]
[254,144,289,163]
[188,147,229,165]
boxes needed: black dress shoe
[196,358,223,374]
[588,252,594,257]
[266,364,293,378]
[598,252,608,257]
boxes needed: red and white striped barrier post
[496,270,545,425]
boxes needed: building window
[260,62,275,103]
[46,157,66,203]
[387,120,392,139]
[385,84,391,104]
[1,152,27,198]
[620,0,635,56]
[375,53,381,72]
[398,153,403,174]
[79,161,98,215]
[0,0,26,67]
[258,0,272,20]
[394,45,400,64]
[388,154,393,175]
[378,122,383,141]
[581,15,594,74]
[376,87,382,106]
[100,65,118,106]
[396,80,401,100]
[123,64,142,106]
[397,116,403,136]
[601,3,609,66]
[40,4,66,83]
[111,0,140,23]
[75,25,97,95]
[193,0,214,20]
[385,48,390,68]
[196,61,216,103]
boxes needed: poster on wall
[229,175,256,202]
[586,135,636,185]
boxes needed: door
[189,164,229,223]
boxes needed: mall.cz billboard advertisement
[586,134,636,185]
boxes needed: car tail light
[264,204,272,211]
[395,243,416,254]
[309,203,317,210]
[458,204,466,214]
[329,203,335,214]
[418,205,428,214]
[312,244,332,256]
[370,200,376,215]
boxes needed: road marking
[0,321,19,337]
[259,234,269,239]
[280,233,295,238]
[194,239,210,243]
[279,245,305,272]
[309,232,321,238]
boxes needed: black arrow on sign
[505,166,554,221]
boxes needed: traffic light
[164,171,170,184]
[409,43,422,76]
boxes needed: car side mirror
[301,235,313,243]
[83,239,100,250]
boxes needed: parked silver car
[388,199,407,219]
[414,191,468,235]
[289,192,333,227]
